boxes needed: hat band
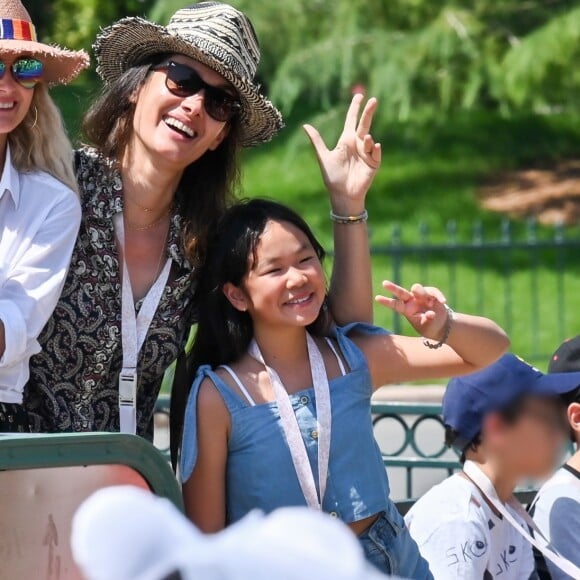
[0,18,37,42]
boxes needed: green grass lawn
[52,83,580,370]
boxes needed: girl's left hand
[303,94,381,214]
[376,280,450,340]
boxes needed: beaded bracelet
[423,305,455,349]
[330,209,368,225]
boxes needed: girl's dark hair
[83,55,241,267]
[170,199,330,468]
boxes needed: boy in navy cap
[530,338,580,579]
[405,354,578,579]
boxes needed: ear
[208,123,230,151]
[481,413,505,447]
[222,282,249,312]
[568,402,580,439]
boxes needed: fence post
[555,221,566,342]
[501,219,513,338]
[527,219,539,359]
[446,220,458,307]
[473,221,484,315]
[419,222,429,282]
[391,223,402,335]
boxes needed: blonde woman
[0,0,89,431]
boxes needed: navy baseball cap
[549,336,580,374]
[443,353,580,451]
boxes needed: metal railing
[370,219,580,363]
[371,402,460,500]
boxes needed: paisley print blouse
[24,148,196,439]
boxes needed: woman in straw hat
[0,0,88,432]
[24,2,381,439]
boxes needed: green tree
[46,0,155,52]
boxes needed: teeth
[288,295,310,305]
[0,102,15,109]
[164,117,195,138]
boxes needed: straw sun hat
[0,0,89,84]
[94,2,284,147]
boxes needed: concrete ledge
[372,384,445,404]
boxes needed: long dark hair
[170,199,329,468]
[82,55,241,267]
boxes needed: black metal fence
[368,219,580,364]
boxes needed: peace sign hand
[376,280,450,341]
[303,94,381,214]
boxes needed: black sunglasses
[153,61,241,122]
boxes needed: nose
[286,267,308,289]
[0,70,18,92]
[180,89,206,116]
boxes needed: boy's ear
[223,282,249,312]
[567,402,580,439]
[481,413,505,446]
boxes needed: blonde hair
[8,83,78,193]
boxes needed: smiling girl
[0,0,88,431]
[175,199,510,577]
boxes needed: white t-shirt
[531,464,580,580]
[405,474,536,579]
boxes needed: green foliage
[45,0,155,52]
[268,0,580,122]
[500,5,580,110]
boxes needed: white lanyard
[114,214,172,434]
[463,460,580,578]
[249,334,332,510]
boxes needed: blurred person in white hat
[71,486,393,580]
[23,2,381,442]
[0,0,88,432]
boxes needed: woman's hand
[376,280,450,341]
[303,94,381,214]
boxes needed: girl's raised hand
[376,280,450,340]
[303,94,381,213]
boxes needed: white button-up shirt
[0,146,81,404]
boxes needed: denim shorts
[358,500,433,579]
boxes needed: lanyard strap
[114,214,172,434]
[463,460,580,578]
[249,334,331,510]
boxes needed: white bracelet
[330,209,368,225]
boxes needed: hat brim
[0,40,89,85]
[533,371,580,396]
[94,17,283,148]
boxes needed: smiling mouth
[164,117,196,139]
[285,293,314,306]
[0,102,16,110]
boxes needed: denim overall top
[181,323,391,525]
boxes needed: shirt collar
[0,145,21,207]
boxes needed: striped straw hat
[0,0,89,84]
[94,2,283,148]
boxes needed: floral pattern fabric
[24,148,196,439]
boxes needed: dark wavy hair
[82,55,241,267]
[170,199,331,468]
